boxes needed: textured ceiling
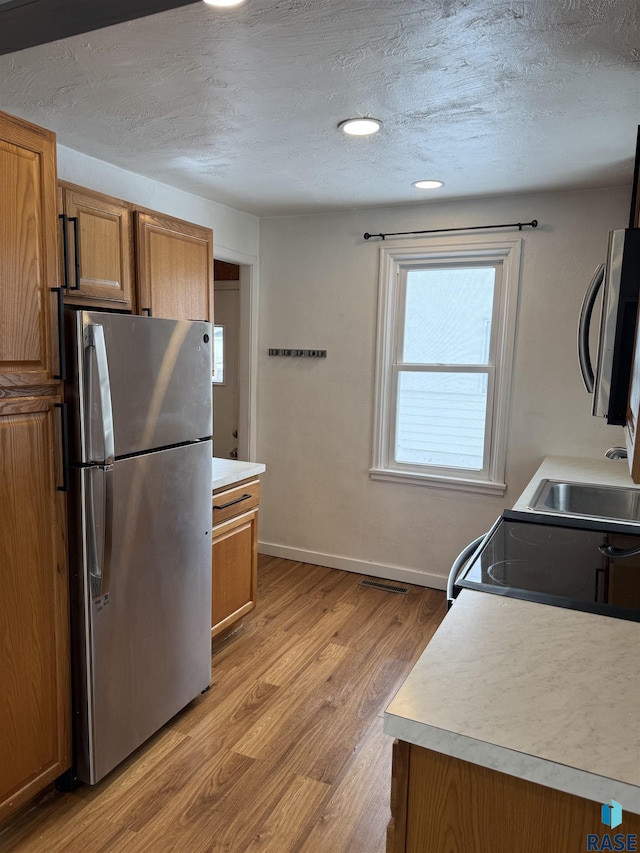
[0,0,637,215]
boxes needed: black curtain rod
[363,219,538,241]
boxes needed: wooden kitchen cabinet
[58,182,134,309]
[51,179,213,322]
[388,741,640,853]
[211,477,260,639]
[0,111,58,389]
[0,396,71,821]
[135,210,214,322]
[0,111,71,823]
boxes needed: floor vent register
[359,579,410,595]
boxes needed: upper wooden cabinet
[58,183,134,310]
[0,111,58,390]
[135,211,214,322]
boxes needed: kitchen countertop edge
[384,588,640,814]
[212,457,266,491]
[383,712,640,813]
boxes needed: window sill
[369,467,506,496]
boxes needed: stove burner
[507,524,581,547]
[486,559,590,597]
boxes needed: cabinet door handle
[50,286,67,381]
[58,213,70,290]
[55,402,70,492]
[213,493,252,510]
[69,216,81,290]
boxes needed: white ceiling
[0,0,637,216]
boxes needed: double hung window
[371,238,522,494]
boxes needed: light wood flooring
[0,556,446,853]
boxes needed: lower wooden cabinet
[0,396,71,821]
[388,741,640,853]
[211,477,260,639]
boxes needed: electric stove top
[455,510,640,621]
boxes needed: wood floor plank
[170,633,292,734]
[260,602,355,686]
[73,726,192,806]
[234,642,350,759]
[0,556,446,853]
[298,715,393,853]
[107,737,255,834]
[157,752,303,853]
[242,775,331,853]
[0,791,138,853]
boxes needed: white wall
[57,145,259,264]
[257,186,632,588]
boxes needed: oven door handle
[446,534,487,604]
[598,542,640,558]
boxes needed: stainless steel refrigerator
[64,309,213,785]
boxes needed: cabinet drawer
[212,479,260,526]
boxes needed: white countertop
[212,457,266,491]
[385,589,640,813]
[385,454,640,813]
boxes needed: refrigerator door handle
[86,323,115,466]
[99,463,113,598]
[86,323,115,597]
[86,467,113,599]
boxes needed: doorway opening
[213,258,255,461]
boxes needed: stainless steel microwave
[578,228,640,425]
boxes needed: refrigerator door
[74,439,213,784]
[68,310,212,462]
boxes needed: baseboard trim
[257,541,447,591]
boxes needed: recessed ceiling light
[338,118,382,137]
[203,0,245,7]
[412,179,444,189]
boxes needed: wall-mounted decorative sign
[268,349,327,358]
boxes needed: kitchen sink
[528,479,640,523]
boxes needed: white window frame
[370,236,522,495]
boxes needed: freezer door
[74,440,213,784]
[69,310,212,461]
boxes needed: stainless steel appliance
[578,228,640,425]
[448,510,640,622]
[64,310,213,784]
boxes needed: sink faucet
[605,446,628,460]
